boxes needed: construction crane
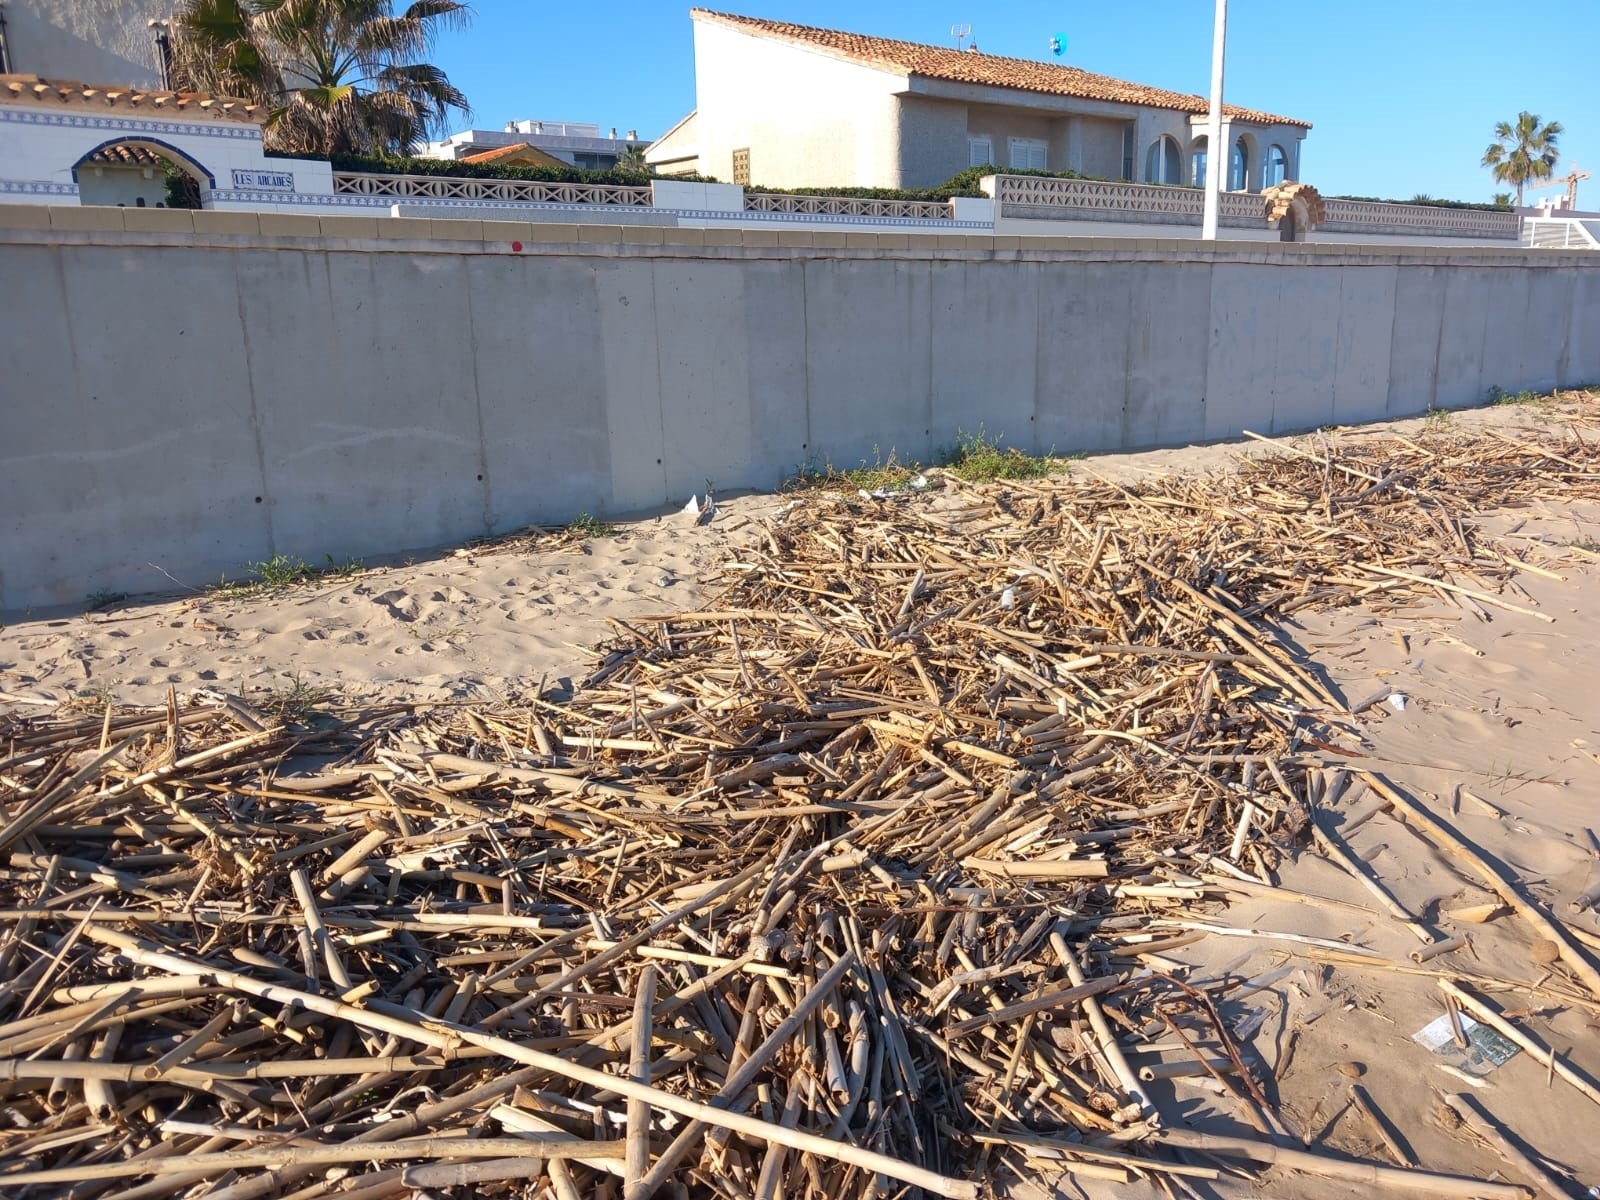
[1530,165,1590,210]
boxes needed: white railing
[744,193,954,220]
[1319,198,1518,239]
[1522,218,1600,250]
[332,172,653,206]
[995,175,1263,224]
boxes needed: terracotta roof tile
[87,144,170,167]
[0,74,265,123]
[459,142,569,168]
[689,11,1310,129]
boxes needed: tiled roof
[689,11,1310,129]
[459,142,568,168]
[0,74,265,123]
[86,144,170,167]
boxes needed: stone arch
[1263,181,1325,242]
[71,137,214,207]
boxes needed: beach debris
[3,417,1599,1196]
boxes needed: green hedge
[1332,194,1513,213]
[746,165,1101,201]
[322,151,718,186]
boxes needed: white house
[647,10,1310,192]
[0,0,176,87]
[424,120,652,171]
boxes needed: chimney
[627,129,637,140]
[610,126,618,139]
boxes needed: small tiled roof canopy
[0,74,265,123]
[86,144,171,167]
[690,10,1310,129]
[459,142,569,168]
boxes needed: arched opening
[1229,137,1250,191]
[71,138,213,209]
[1190,135,1208,187]
[1144,135,1183,185]
[1265,144,1289,187]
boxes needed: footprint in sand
[374,589,420,622]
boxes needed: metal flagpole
[1201,0,1227,239]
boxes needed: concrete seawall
[3,208,1597,610]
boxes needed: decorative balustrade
[332,172,653,206]
[1318,198,1519,239]
[744,192,954,220]
[995,175,1264,224]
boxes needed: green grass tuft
[567,512,618,538]
[211,553,363,600]
[942,427,1076,482]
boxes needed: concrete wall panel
[1434,267,1492,408]
[1037,261,1130,454]
[1204,263,1282,440]
[1123,262,1210,447]
[931,260,1039,455]
[1331,264,1398,426]
[654,259,756,501]
[46,242,268,600]
[803,258,933,470]
[1386,266,1444,415]
[469,255,612,529]
[3,231,1599,611]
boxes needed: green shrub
[1331,194,1513,212]
[325,151,717,187]
[747,164,1103,202]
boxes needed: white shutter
[1008,138,1047,170]
[967,137,992,167]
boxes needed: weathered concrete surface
[2,219,1597,609]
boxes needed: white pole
[1201,0,1227,239]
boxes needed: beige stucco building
[648,10,1309,192]
[0,0,175,88]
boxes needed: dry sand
[4,401,1600,1198]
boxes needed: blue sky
[431,0,1597,203]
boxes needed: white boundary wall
[2,207,1597,610]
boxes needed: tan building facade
[650,10,1309,192]
[1,0,175,88]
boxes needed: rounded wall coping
[0,205,1590,267]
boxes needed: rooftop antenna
[951,23,971,51]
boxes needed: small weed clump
[943,427,1075,483]
[211,553,363,600]
[85,590,128,612]
[785,432,1074,492]
[567,512,618,538]
[257,673,331,724]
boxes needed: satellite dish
[1049,32,1068,57]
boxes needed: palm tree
[1481,112,1562,207]
[172,0,473,157]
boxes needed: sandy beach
[4,395,1600,1198]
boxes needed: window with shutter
[967,137,993,168]
[1007,138,1047,170]
[732,148,750,186]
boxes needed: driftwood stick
[1157,1128,1530,1199]
[0,1137,616,1184]
[624,963,657,1187]
[1363,772,1600,1001]
[1049,930,1156,1124]
[83,932,974,1198]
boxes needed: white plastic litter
[682,494,701,516]
[1000,587,1016,610]
[1387,693,1407,712]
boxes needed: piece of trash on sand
[682,494,701,516]
[1387,693,1407,712]
[1000,587,1016,610]
[1412,1012,1519,1077]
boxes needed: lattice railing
[1523,218,1600,249]
[332,172,653,206]
[1319,198,1519,239]
[995,175,1263,223]
[744,193,954,220]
